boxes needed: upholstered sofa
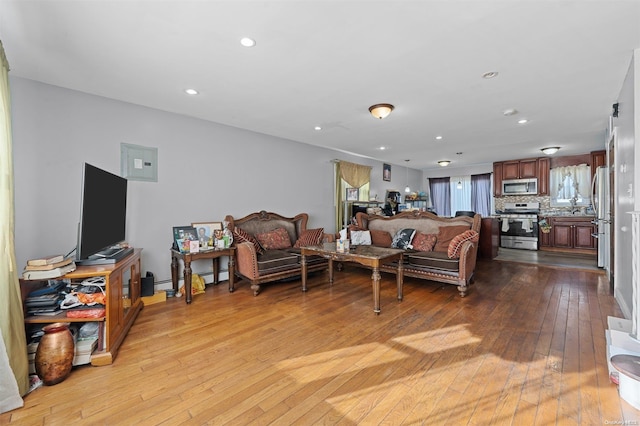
[352,210,481,297]
[224,211,334,296]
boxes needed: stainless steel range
[497,202,540,250]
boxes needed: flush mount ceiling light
[541,147,560,155]
[435,135,443,140]
[503,108,518,116]
[438,160,451,167]
[369,103,394,119]
[184,88,199,95]
[404,160,411,193]
[240,37,256,47]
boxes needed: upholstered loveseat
[352,210,481,297]
[224,211,334,296]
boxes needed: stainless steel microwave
[502,178,538,195]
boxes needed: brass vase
[35,322,75,385]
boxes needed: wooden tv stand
[23,249,142,366]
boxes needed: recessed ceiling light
[435,136,443,140]
[314,126,322,131]
[503,108,518,116]
[379,146,386,150]
[518,119,529,124]
[184,89,198,95]
[482,71,499,79]
[240,37,256,47]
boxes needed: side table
[170,247,235,304]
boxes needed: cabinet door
[108,273,123,347]
[591,150,606,182]
[502,161,520,180]
[574,222,596,249]
[519,159,537,178]
[539,217,551,247]
[551,222,573,248]
[493,162,503,197]
[537,158,550,195]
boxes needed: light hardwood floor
[3,258,639,425]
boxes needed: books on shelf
[26,254,64,266]
[24,257,73,271]
[22,262,76,280]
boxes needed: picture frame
[346,188,359,201]
[383,163,391,182]
[173,226,198,253]
[191,222,223,243]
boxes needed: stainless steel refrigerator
[591,166,610,273]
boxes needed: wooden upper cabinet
[502,158,537,180]
[591,150,606,181]
[537,157,550,195]
[493,162,503,197]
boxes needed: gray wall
[10,76,422,288]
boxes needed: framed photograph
[191,222,223,242]
[346,188,359,201]
[383,163,391,182]
[173,226,198,252]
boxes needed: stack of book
[22,255,76,280]
[24,281,67,316]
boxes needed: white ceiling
[1,1,639,171]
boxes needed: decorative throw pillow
[256,227,292,250]
[412,232,437,252]
[350,230,372,246]
[434,225,470,252]
[370,229,392,247]
[391,228,417,250]
[233,227,264,254]
[447,230,480,259]
[293,228,324,248]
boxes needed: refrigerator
[591,166,610,272]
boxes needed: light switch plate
[121,143,158,182]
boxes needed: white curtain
[450,176,472,215]
[550,164,591,205]
[0,40,28,411]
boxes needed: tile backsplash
[495,195,594,216]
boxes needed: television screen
[76,163,128,262]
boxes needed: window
[550,164,591,207]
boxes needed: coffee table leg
[328,258,334,284]
[184,260,192,304]
[301,254,308,292]
[397,255,404,301]
[372,267,381,314]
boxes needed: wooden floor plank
[3,257,637,425]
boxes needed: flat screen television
[76,163,132,265]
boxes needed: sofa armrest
[457,240,478,282]
[235,241,260,280]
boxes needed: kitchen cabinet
[493,157,548,196]
[493,162,503,197]
[591,150,606,181]
[539,217,596,253]
[502,158,537,180]
[537,157,550,196]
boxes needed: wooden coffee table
[300,243,404,314]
